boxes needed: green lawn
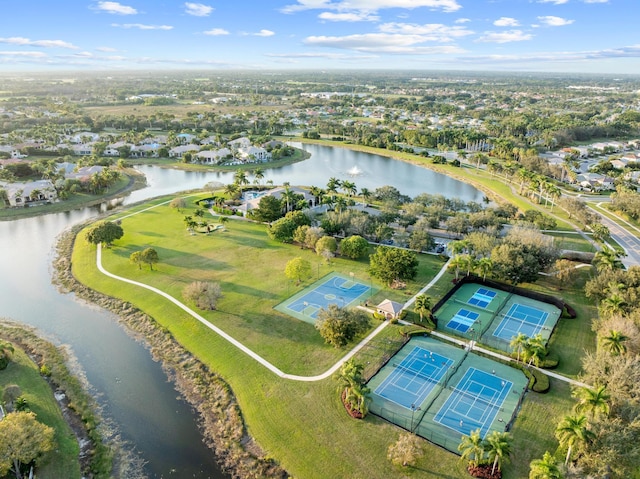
[71,193,587,478]
[544,232,597,253]
[0,346,80,478]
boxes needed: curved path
[96,243,452,382]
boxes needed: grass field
[71,192,590,478]
[545,232,597,253]
[0,346,80,478]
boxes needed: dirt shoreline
[53,223,288,479]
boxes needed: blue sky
[1,0,638,74]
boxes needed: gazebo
[376,299,404,320]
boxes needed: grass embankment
[0,339,80,478]
[71,193,590,478]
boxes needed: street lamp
[410,403,422,433]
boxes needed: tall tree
[369,246,418,287]
[599,329,629,355]
[458,429,485,468]
[85,221,124,247]
[413,294,432,323]
[0,411,55,479]
[484,431,512,475]
[572,385,610,420]
[555,414,594,466]
[529,451,563,479]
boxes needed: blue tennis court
[286,275,371,319]
[493,303,549,341]
[375,347,454,409]
[467,288,497,309]
[434,368,512,437]
[446,308,479,333]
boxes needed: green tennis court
[368,335,528,452]
[433,282,561,353]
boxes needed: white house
[168,144,200,159]
[237,146,271,163]
[2,179,57,207]
[195,147,232,165]
[228,137,252,149]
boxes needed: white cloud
[0,37,79,49]
[95,1,137,15]
[537,16,574,26]
[185,3,214,17]
[378,23,473,41]
[0,51,47,58]
[304,33,465,54]
[455,18,471,24]
[267,52,377,60]
[583,0,608,3]
[254,30,275,37]
[111,23,174,30]
[456,44,640,65]
[476,30,533,43]
[318,12,379,22]
[96,46,118,52]
[282,0,462,14]
[203,28,230,36]
[537,0,569,4]
[494,17,519,27]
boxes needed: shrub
[2,384,22,408]
[183,281,222,310]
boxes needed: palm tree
[510,332,529,362]
[475,257,493,281]
[326,177,341,199]
[337,360,369,417]
[529,451,563,479]
[252,167,264,186]
[280,185,296,213]
[458,429,485,468]
[359,187,371,205]
[555,414,594,466]
[484,431,512,475]
[593,246,625,272]
[600,293,627,316]
[341,180,357,197]
[523,334,547,367]
[224,183,240,200]
[599,329,629,355]
[449,254,466,281]
[572,385,610,419]
[413,294,432,323]
[233,169,249,190]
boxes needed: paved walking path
[99,204,589,388]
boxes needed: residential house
[195,147,232,165]
[236,146,271,163]
[2,179,57,207]
[168,144,200,159]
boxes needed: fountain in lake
[347,166,363,176]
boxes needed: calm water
[0,145,482,478]
[129,143,484,204]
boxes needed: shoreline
[53,221,288,479]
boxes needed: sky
[0,0,638,74]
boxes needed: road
[589,203,640,267]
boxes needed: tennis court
[433,368,512,437]
[467,288,497,309]
[374,346,454,409]
[275,273,373,324]
[434,282,562,353]
[493,303,548,341]
[445,309,479,333]
[368,336,528,453]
